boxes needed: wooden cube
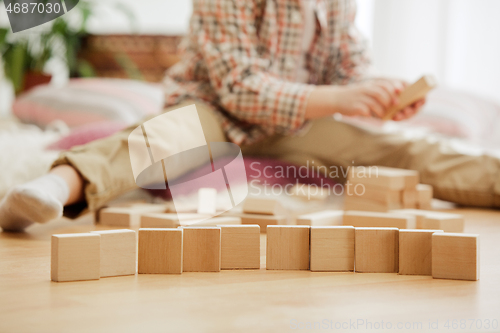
[296,210,343,226]
[432,233,479,281]
[140,213,205,228]
[355,228,399,273]
[402,190,418,209]
[343,211,415,229]
[346,184,402,207]
[99,204,167,227]
[399,229,443,275]
[51,233,100,282]
[90,229,136,277]
[348,166,418,190]
[344,197,392,212]
[416,184,433,209]
[197,188,217,215]
[239,214,286,233]
[310,226,355,272]
[138,228,183,274]
[219,225,260,269]
[266,226,310,270]
[182,227,221,272]
[243,197,283,215]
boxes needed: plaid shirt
[162,0,371,145]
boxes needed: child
[1,0,498,231]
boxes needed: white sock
[0,174,70,232]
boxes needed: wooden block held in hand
[138,228,183,274]
[220,225,260,269]
[432,233,479,281]
[296,210,343,226]
[243,197,283,215]
[382,75,437,120]
[182,227,221,272]
[197,188,217,215]
[355,227,399,273]
[343,211,415,229]
[310,226,355,272]
[90,229,136,277]
[399,229,443,275]
[51,233,100,282]
[266,226,310,270]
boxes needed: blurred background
[1,0,500,115]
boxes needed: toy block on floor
[402,190,418,209]
[382,75,437,120]
[138,228,183,274]
[296,210,343,226]
[266,226,310,270]
[355,227,399,273]
[399,229,443,275]
[99,204,167,227]
[432,233,479,281]
[219,225,260,269]
[416,184,433,209]
[51,233,100,282]
[346,184,402,207]
[419,212,464,232]
[243,197,283,215]
[310,226,355,272]
[344,197,392,212]
[140,213,206,228]
[343,211,416,229]
[90,229,136,277]
[237,214,287,233]
[182,227,221,272]
[348,166,418,191]
[197,188,217,215]
[290,184,329,201]
[184,216,241,227]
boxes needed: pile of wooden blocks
[51,224,260,282]
[345,166,433,211]
[51,225,479,282]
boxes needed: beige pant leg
[53,100,226,212]
[242,118,500,208]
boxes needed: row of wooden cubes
[267,225,479,281]
[51,225,260,282]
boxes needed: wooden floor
[1,208,499,333]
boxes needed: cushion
[13,78,164,128]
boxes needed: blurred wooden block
[182,227,221,272]
[419,213,464,232]
[296,210,343,226]
[99,204,167,227]
[432,233,479,281]
[343,211,415,229]
[184,216,241,227]
[138,228,183,274]
[140,213,206,228]
[243,197,283,215]
[416,184,433,209]
[398,229,443,275]
[402,190,418,209]
[310,226,355,272]
[344,197,392,212]
[51,233,100,282]
[266,226,310,270]
[290,184,329,200]
[197,188,217,215]
[348,166,419,191]
[382,75,437,120]
[355,227,399,273]
[90,229,136,277]
[238,214,287,233]
[346,184,402,207]
[219,225,260,269]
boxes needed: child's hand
[391,98,426,121]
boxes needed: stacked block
[310,226,355,272]
[219,225,260,269]
[343,211,415,229]
[182,227,221,272]
[290,184,329,201]
[345,166,433,212]
[51,233,101,282]
[398,229,443,275]
[236,197,286,232]
[266,226,310,270]
[296,210,343,226]
[90,229,136,277]
[355,227,399,273]
[138,228,183,274]
[432,233,479,281]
